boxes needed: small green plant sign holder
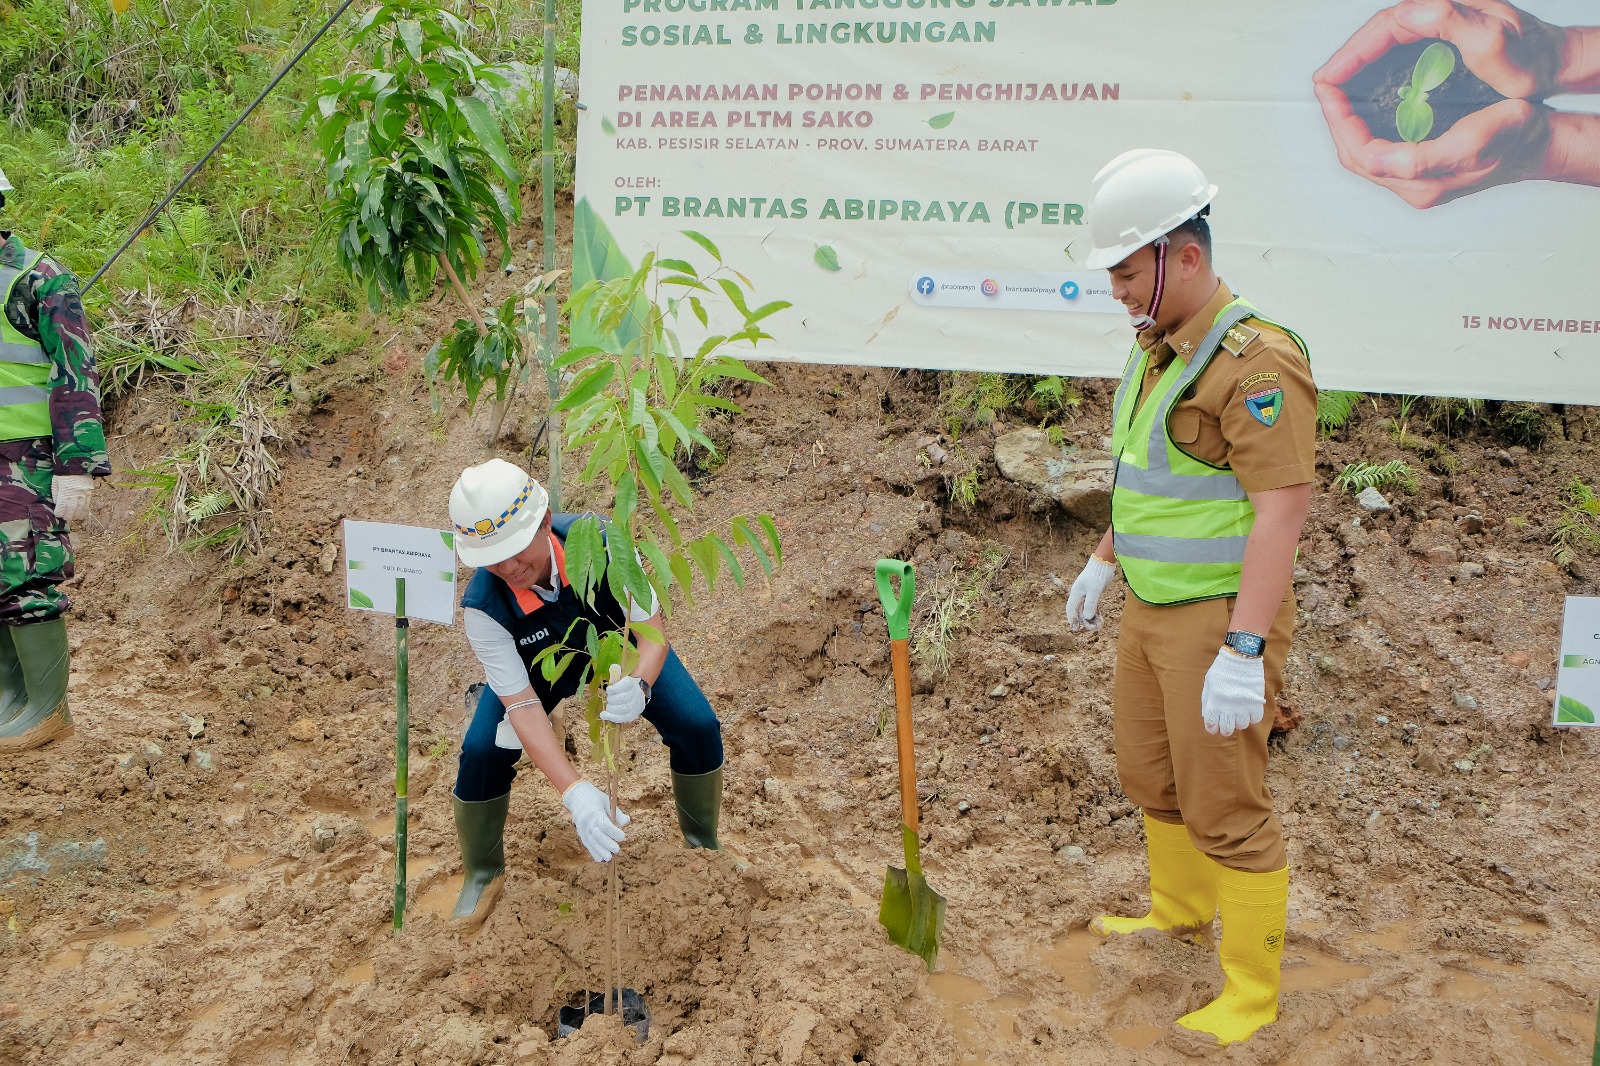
[343,520,460,933]
[875,559,947,969]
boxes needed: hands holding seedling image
[1314,0,1600,207]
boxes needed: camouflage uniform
[0,233,111,624]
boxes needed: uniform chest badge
[1244,387,1284,427]
[1179,340,1194,355]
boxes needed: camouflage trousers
[0,439,74,624]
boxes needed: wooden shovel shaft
[890,638,917,831]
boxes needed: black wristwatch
[637,678,652,705]
[1224,630,1266,658]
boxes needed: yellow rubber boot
[1172,864,1289,1049]
[1092,814,1218,940]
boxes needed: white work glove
[561,781,630,862]
[599,675,647,724]
[1200,649,1266,737]
[1065,556,1118,631]
[52,475,96,525]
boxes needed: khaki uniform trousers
[1112,592,1295,873]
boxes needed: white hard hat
[0,167,11,194]
[449,458,549,567]
[1083,149,1217,270]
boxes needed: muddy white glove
[561,781,630,862]
[53,475,95,525]
[599,675,647,724]
[1200,649,1266,737]
[1065,556,1117,631]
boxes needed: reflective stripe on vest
[1109,298,1286,605]
[0,249,53,442]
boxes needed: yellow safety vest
[1109,298,1308,605]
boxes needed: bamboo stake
[540,0,563,511]
[393,577,410,934]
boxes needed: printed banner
[574,0,1600,402]
[1555,596,1600,727]
[343,521,459,626]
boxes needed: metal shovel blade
[879,829,946,969]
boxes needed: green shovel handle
[875,559,915,641]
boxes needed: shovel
[875,558,947,970]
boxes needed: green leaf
[814,245,841,272]
[688,536,720,592]
[1556,695,1596,724]
[756,514,783,565]
[614,471,638,529]
[1413,41,1456,93]
[668,550,696,609]
[731,516,774,575]
[928,111,955,129]
[631,620,664,646]
[708,533,745,588]
[1396,96,1435,142]
[681,230,722,262]
[349,588,376,609]
[455,93,519,184]
[397,19,423,59]
[554,362,617,412]
[602,116,617,136]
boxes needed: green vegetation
[911,541,1009,676]
[4,0,579,552]
[1314,390,1363,437]
[1334,459,1419,495]
[1551,478,1600,570]
[1396,41,1456,142]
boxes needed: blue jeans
[453,647,723,802]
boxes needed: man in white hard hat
[444,458,726,926]
[0,166,113,751]
[1063,149,1316,1049]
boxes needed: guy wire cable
[83,0,361,294]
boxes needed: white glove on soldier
[53,475,96,525]
[599,675,647,724]
[561,781,630,862]
[1200,649,1266,737]
[1065,556,1117,631]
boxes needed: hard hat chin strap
[1128,235,1169,333]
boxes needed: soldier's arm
[32,263,111,477]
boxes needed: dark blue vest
[459,514,629,708]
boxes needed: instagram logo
[980,278,1000,298]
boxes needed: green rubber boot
[0,624,26,732]
[449,791,509,928]
[0,618,73,752]
[672,763,723,850]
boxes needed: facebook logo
[916,276,936,295]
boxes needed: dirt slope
[2,288,1598,1064]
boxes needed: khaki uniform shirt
[1132,280,1316,494]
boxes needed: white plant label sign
[343,520,458,626]
[1554,596,1600,728]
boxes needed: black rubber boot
[0,618,73,752]
[671,763,723,850]
[450,791,509,927]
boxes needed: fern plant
[1315,390,1362,437]
[1551,478,1600,569]
[1334,459,1418,495]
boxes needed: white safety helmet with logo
[449,458,550,568]
[1084,149,1217,332]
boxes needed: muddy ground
[3,248,1599,1065]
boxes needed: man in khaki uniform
[1063,149,1315,1050]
